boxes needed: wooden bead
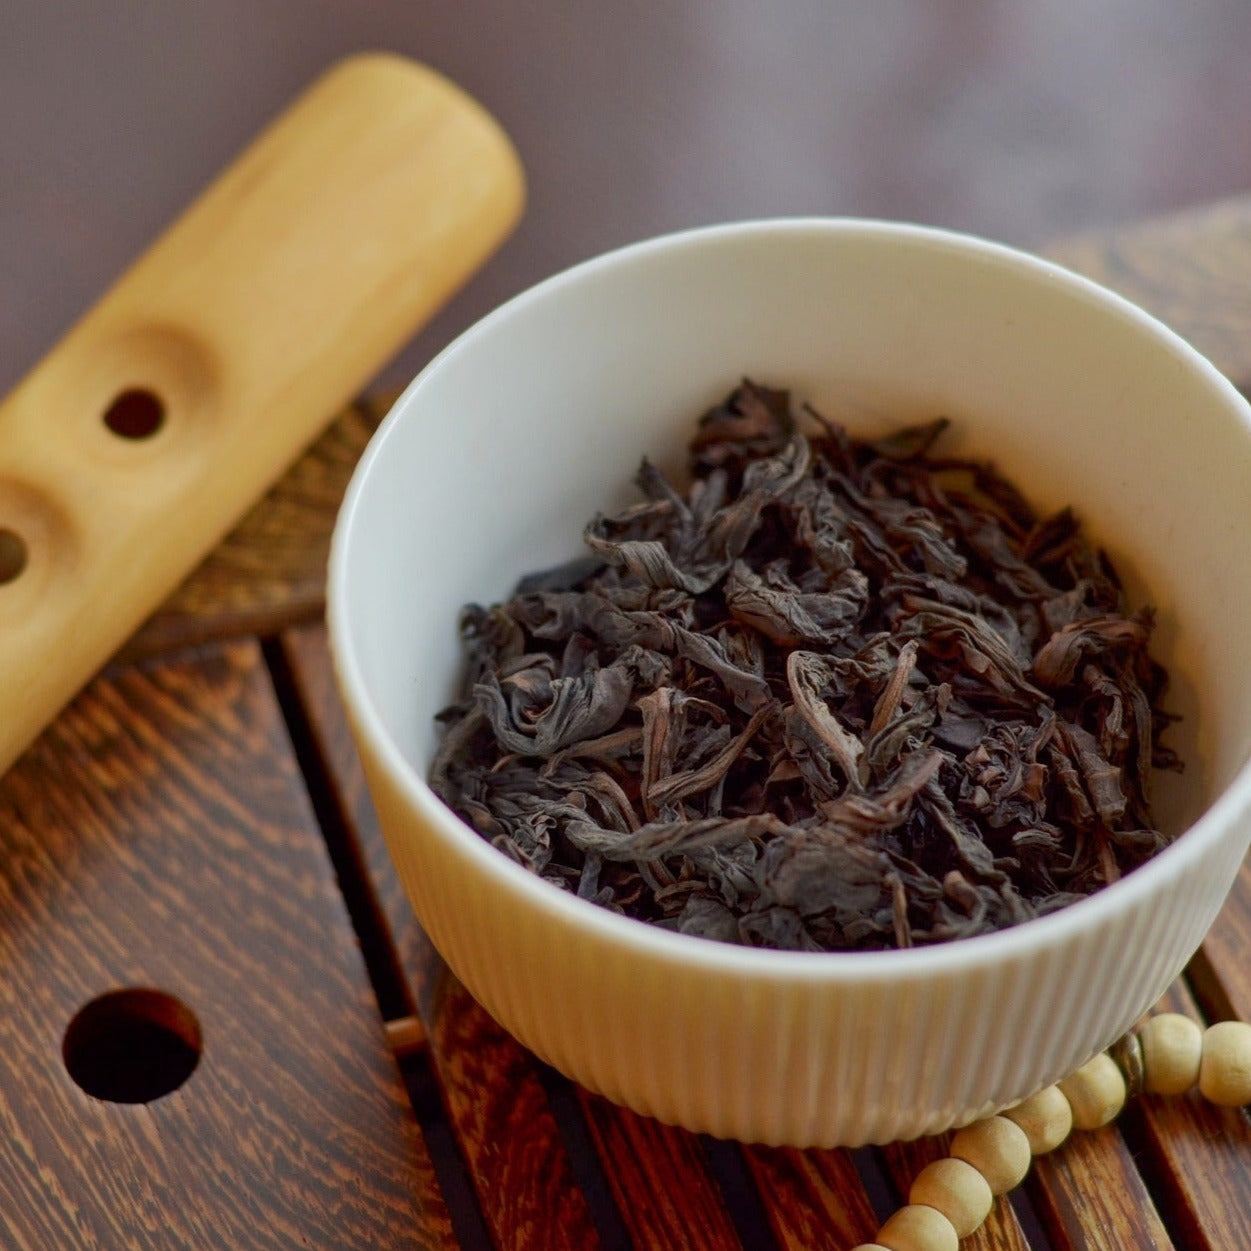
[1199,1020,1251,1107]
[1057,1052,1126,1130]
[1003,1084,1073,1155]
[908,1156,993,1237]
[949,1115,1031,1194]
[876,1203,960,1251]
[1139,1013,1203,1095]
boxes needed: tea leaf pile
[431,382,1176,951]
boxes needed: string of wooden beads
[849,1014,1251,1251]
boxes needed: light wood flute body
[0,53,524,775]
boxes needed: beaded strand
[850,1014,1251,1251]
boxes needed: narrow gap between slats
[265,634,493,1244]
[399,1047,496,1251]
[851,1146,900,1226]
[533,1062,635,1251]
[261,637,414,1022]
[1008,1182,1055,1249]
[698,1137,781,1251]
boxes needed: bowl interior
[335,219,1251,903]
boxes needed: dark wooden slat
[576,1093,743,1250]
[279,622,605,1251]
[1131,1089,1251,1251]
[1026,1123,1172,1250]
[425,975,606,1251]
[739,1146,880,1250]
[0,642,452,1250]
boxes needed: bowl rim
[328,214,1251,983]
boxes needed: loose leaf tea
[430,382,1178,952]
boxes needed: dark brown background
[5,1,1251,400]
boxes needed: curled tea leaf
[431,381,1177,952]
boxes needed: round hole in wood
[63,988,202,1104]
[0,528,26,584]
[102,387,165,439]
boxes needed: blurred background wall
[4,1,1251,396]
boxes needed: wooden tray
[3,198,1251,1249]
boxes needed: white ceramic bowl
[327,219,1251,1147]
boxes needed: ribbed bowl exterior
[329,219,1251,1148]
[359,739,1242,1147]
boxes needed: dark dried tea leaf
[431,381,1178,952]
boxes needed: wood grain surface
[0,642,451,1249]
[8,119,1251,1251]
[740,1146,881,1249]
[575,1095,743,1251]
